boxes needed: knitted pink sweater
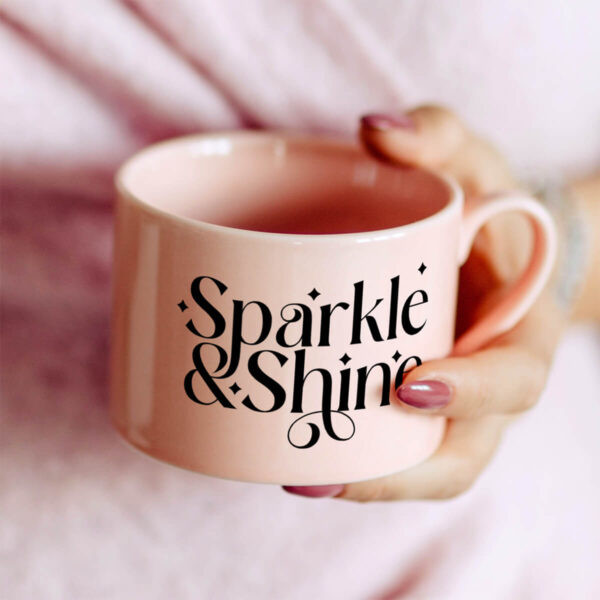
[2,2,599,598]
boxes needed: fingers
[360,105,467,167]
[359,105,515,193]
[282,343,535,501]
[394,280,565,420]
[335,415,510,502]
[394,344,549,419]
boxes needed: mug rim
[115,129,464,243]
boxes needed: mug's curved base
[111,416,447,486]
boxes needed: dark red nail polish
[360,113,415,132]
[395,380,452,409]
[282,484,345,498]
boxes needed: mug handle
[453,191,558,356]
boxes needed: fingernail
[395,380,452,409]
[360,113,415,132]
[282,484,345,498]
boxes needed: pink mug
[109,131,556,485]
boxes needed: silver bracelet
[531,178,591,314]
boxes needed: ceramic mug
[109,131,556,485]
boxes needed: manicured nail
[360,113,415,132]
[282,484,345,498]
[395,380,452,409]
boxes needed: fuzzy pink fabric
[1,2,600,598]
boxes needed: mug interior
[118,133,454,235]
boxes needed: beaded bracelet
[531,179,592,316]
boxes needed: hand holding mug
[285,105,567,501]
[110,106,558,496]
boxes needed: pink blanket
[2,2,600,598]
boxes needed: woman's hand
[283,105,571,502]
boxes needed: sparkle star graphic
[339,353,351,365]
[177,300,188,311]
[229,382,241,394]
[392,350,401,362]
[418,262,427,275]
[307,287,321,300]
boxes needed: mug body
[110,131,463,485]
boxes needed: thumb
[359,105,467,168]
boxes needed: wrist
[566,177,600,322]
[532,178,593,323]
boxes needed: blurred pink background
[1,1,599,598]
